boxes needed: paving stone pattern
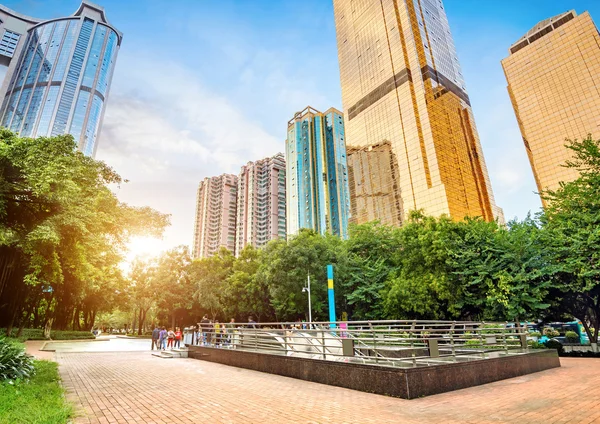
[56,352,600,424]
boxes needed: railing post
[428,339,439,358]
[321,330,326,360]
[504,322,509,354]
[518,321,527,350]
[450,321,456,356]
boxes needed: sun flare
[122,236,166,273]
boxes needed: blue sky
[4,0,600,253]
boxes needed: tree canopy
[0,131,169,336]
[4,131,600,348]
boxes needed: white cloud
[95,51,285,250]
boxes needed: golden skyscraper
[333,0,503,226]
[502,11,600,197]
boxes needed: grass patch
[0,329,95,342]
[0,360,71,424]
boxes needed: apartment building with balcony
[192,173,238,259]
[235,153,286,256]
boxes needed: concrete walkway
[55,351,600,424]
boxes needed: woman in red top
[174,327,182,349]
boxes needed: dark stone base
[187,346,560,399]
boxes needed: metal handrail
[183,320,530,368]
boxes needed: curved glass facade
[0,3,121,157]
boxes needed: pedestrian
[167,328,175,349]
[214,320,221,347]
[159,326,167,350]
[248,316,257,329]
[195,322,202,345]
[151,325,160,350]
[174,327,182,349]
[200,315,210,345]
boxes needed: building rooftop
[509,10,576,55]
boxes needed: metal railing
[183,320,531,368]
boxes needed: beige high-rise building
[333,0,503,225]
[502,11,600,198]
[235,153,286,256]
[192,174,238,259]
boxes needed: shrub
[528,331,541,338]
[0,329,95,341]
[543,327,560,338]
[528,340,547,349]
[0,339,35,382]
[544,339,564,354]
[481,324,507,335]
[565,331,580,343]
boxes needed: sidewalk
[24,340,55,361]
[56,352,600,424]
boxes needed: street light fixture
[302,272,312,324]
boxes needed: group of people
[151,326,183,350]
[190,315,258,348]
[150,316,259,350]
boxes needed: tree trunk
[17,300,36,339]
[43,317,54,340]
[5,308,17,337]
[90,310,96,331]
[131,308,137,335]
[71,307,79,331]
[138,308,144,335]
[171,309,176,329]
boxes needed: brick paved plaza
[55,351,600,424]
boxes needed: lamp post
[302,272,312,323]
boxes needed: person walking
[151,325,160,350]
[167,328,175,349]
[174,327,182,349]
[159,326,167,350]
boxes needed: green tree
[129,258,159,334]
[541,135,600,346]
[154,246,193,329]
[448,216,551,321]
[0,131,169,337]
[382,212,458,320]
[190,247,234,319]
[258,229,347,321]
[343,222,399,320]
[221,246,273,321]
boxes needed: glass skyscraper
[334,0,503,226]
[0,1,121,157]
[502,11,600,199]
[286,106,351,239]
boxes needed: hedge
[1,329,95,342]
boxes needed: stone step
[151,349,188,359]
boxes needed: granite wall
[187,347,560,399]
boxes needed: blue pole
[327,264,336,328]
